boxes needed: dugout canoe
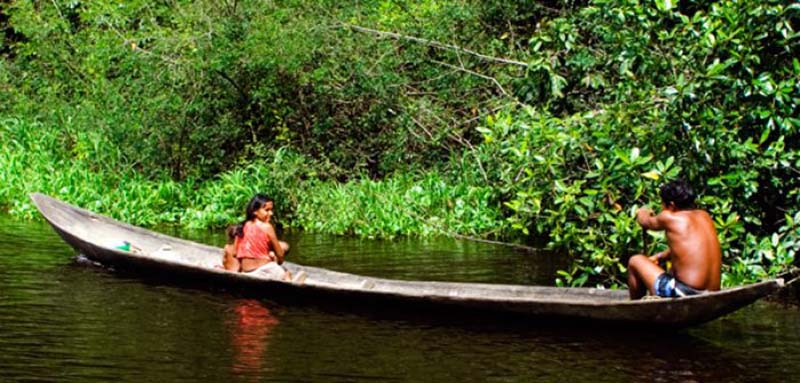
[31,193,786,328]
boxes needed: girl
[234,194,293,280]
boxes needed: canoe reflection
[231,299,279,377]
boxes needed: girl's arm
[264,224,285,264]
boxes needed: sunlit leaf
[641,170,660,180]
[655,0,675,12]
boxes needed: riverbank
[0,118,505,239]
[2,0,797,287]
[2,115,797,288]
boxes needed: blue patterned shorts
[654,273,705,298]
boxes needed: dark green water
[1,216,799,383]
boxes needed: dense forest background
[1,0,798,287]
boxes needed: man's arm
[637,208,667,230]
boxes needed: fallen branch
[341,23,529,68]
[430,60,512,99]
[450,233,540,253]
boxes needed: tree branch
[341,23,529,68]
[430,60,519,104]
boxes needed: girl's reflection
[230,299,279,376]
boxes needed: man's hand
[648,250,670,265]
[637,208,654,222]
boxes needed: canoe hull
[31,193,783,327]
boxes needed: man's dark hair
[660,179,695,209]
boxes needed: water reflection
[2,214,800,382]
[229,299,279,379]
[606,331,748,383]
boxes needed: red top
[236,222,274,261]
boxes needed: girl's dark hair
[660,179,695,209]
[233,194,273,238]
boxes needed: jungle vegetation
[1,0,798,287]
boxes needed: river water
[1,215,798,382]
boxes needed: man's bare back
[626,180,722,299]
[637,208,721,290]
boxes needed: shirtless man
[626,180,721,299]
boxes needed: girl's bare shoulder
[255,220,274,232]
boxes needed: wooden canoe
[31,193,785,327]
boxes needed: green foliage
[1,0,531,179]
[2,0,798,288]
[185,148,312,228]
[294,173,503,239]
[0,117,190,224]
[0,117,503,240]
[479,0,800,286]
[478,107,683,286]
